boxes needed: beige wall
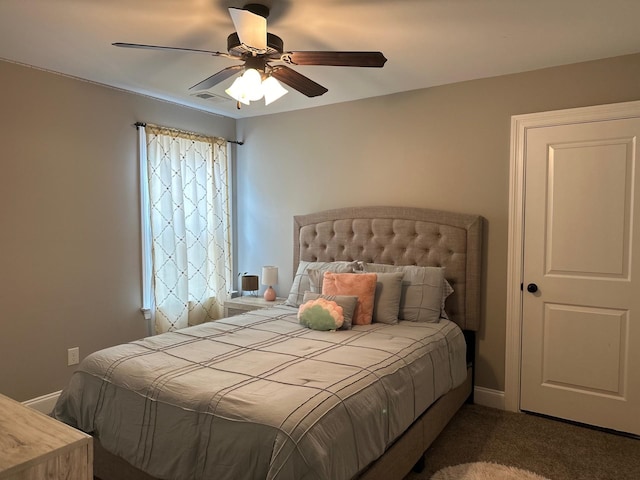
[0,60,235,401]
[235,53,640,392]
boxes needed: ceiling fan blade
[283,51,387,68]
[113,42,229,57]
[189,65,244,91]
[228,7,267,52]
[271,66,328,98]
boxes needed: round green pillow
[298,298,344,331]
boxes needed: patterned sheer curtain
[140,124,233,334]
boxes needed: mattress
[53,305,467,480]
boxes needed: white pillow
[285,261,357,307]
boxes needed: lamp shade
[242,68,264,101]
[262,76,288,105]
[262,266,278,286]
[225,76,252,105]
[262,266,278,301]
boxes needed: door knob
[527,283,538,293]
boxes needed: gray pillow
[441,279,454,319]
[307,268,325,293]
[315,269,403,324]
[371,272,404,324]
[302,291,358,330]
[285,261,357,308]
[363,263,445,323]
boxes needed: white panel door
[521,116,640,435]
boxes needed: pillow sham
[370,272,404,325]
[362,263,445,323]
[285,261,357,308]
[322,272,377,325]
[302,291,358,329]
[441,279,454,320]
[307,268,325,294]
[298,297,344,331]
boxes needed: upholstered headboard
[293,206,483,331]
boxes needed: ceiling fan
[114,3,387,108]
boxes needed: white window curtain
[139,124,233,334]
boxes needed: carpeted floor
[405,404,640,480]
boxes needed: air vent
[190,92,230,103]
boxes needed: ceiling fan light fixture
[114,3,387,112]
[262,76,288,105]
[225,68,288,107]
[225,76,252,105]
[242,68,264,101]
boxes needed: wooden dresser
[0,393,92,479]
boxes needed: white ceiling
[1,0,639,119]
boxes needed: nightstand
[224,296,285,317]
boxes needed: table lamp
[262,266,278,301]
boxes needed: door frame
[504,100,640,412]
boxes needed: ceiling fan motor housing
[227,32,283,57]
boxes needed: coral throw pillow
[322,272,377,325]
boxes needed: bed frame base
[93,367,472,480]
[357,366,472,480]
[94,442,156,480]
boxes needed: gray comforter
[53,305,467,480]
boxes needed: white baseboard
[23,390,62,414]
[474,386,505,410]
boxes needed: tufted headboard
[293,206,483,331]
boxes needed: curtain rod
[134,122,243,145]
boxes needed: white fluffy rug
[430,462,550,480]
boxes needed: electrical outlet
[67,347,80,366]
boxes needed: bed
[53,206,483,480]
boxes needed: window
[139,124,233,334]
